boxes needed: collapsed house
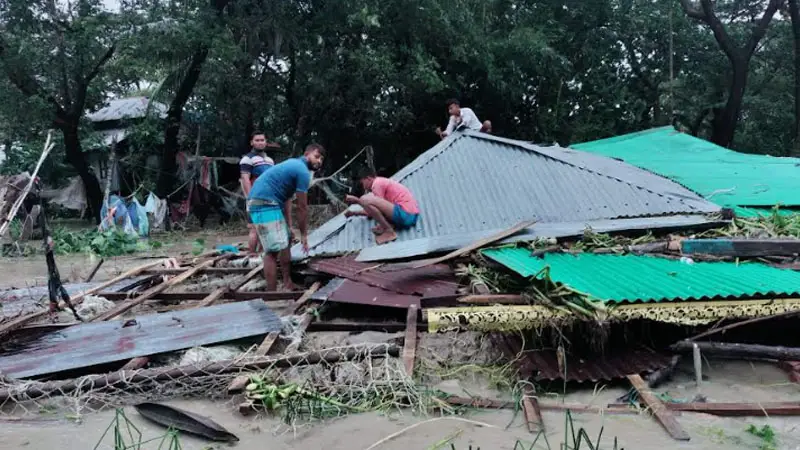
[0,128,799,443]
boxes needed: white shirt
[443,107,482,136]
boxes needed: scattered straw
[364,417,500,450]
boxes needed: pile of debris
[0,129,799,444]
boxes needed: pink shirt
[371,177,420,214]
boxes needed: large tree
[0,0,127,219]
[679,0,782,148]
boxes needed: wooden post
[0,133,55,237]
[402,305,418,377]
[627,374,690,441]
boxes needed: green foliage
[50,228,156,257]
[93,408,182,450]
[746,424,778,450]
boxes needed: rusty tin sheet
[310,256,459,297]
[0,299,281,379]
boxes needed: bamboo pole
[0,132,55,237]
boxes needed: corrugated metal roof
[572,126,800,207]
[493,334,672,382]
[0,299,281,379]
[294,131,720,262]
[312,278,421,309]
[309,256,459,296]
[87,96,168,122]
[482,249,800,303]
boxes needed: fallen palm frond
[93,408,182,450]
[701,206,800,239]
[570,228,656,253]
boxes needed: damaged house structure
[1,128,799,444]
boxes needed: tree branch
[744,0,782,57]
[679,0,706,20]
[0,34,66,116]
[84,44,116,84]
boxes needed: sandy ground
[2,359,799,449]
[0,229,250,290]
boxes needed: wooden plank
[458,294,526,305]
[681,238,800,257]
[627,374,690,441]
[521,385,544,432]
[231,264,264,291]
[121,357,149,371]
[292,282,321,314]
[606,401,800,417]
[284,313,315,355]
[142,267,254,276]
[402,306,418,377]
[671,341,800,361]
[0,259,168,337]
[383,220,536,271]
[92,258,221,322]
[96,290,303,302]
[122,261,261,369]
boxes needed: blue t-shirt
[249,157,311,204]
[239,151,274,178]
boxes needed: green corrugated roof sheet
[481,247,800,304]
[572,126,800,208]
[730,206,799,218]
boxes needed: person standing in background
[240,131,276,253]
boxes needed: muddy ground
[3,359,799,450]
[2,228,800,449]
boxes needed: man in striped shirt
[240,131,276,253]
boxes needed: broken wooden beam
[142,267,254,276]
[671,341,800,361]
[681,238,800,257]
[627,374,690,441]
[231,264,264,291]
[84,258,105,282]
[0,344,400,402]
[606,401,800,417]
[292,282,321,314]
[0,259,168,337]
[92,258,222,321]
[520,385,544,432]
[457,294,526,305]
[402,305,418,377]
[95,291,303,302]
[442,395,637,415]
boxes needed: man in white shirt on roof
[436,98,482,139]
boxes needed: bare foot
[371,225,385,234]
[376,229,398,245]
[283,282,298,292]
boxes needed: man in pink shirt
[344,170,420,244]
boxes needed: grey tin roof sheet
[87,96,167,122]
[293,131,721,261]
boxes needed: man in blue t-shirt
[248,143,324,291]
[240,131,278,253]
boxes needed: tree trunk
[710,61,747,148]
[789,0,800,156]
[156,46,210,198]
[62,121,102,222]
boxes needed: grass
[445,410,623,450]
[93,408,182,450]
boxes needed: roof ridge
[461,131,707,209]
